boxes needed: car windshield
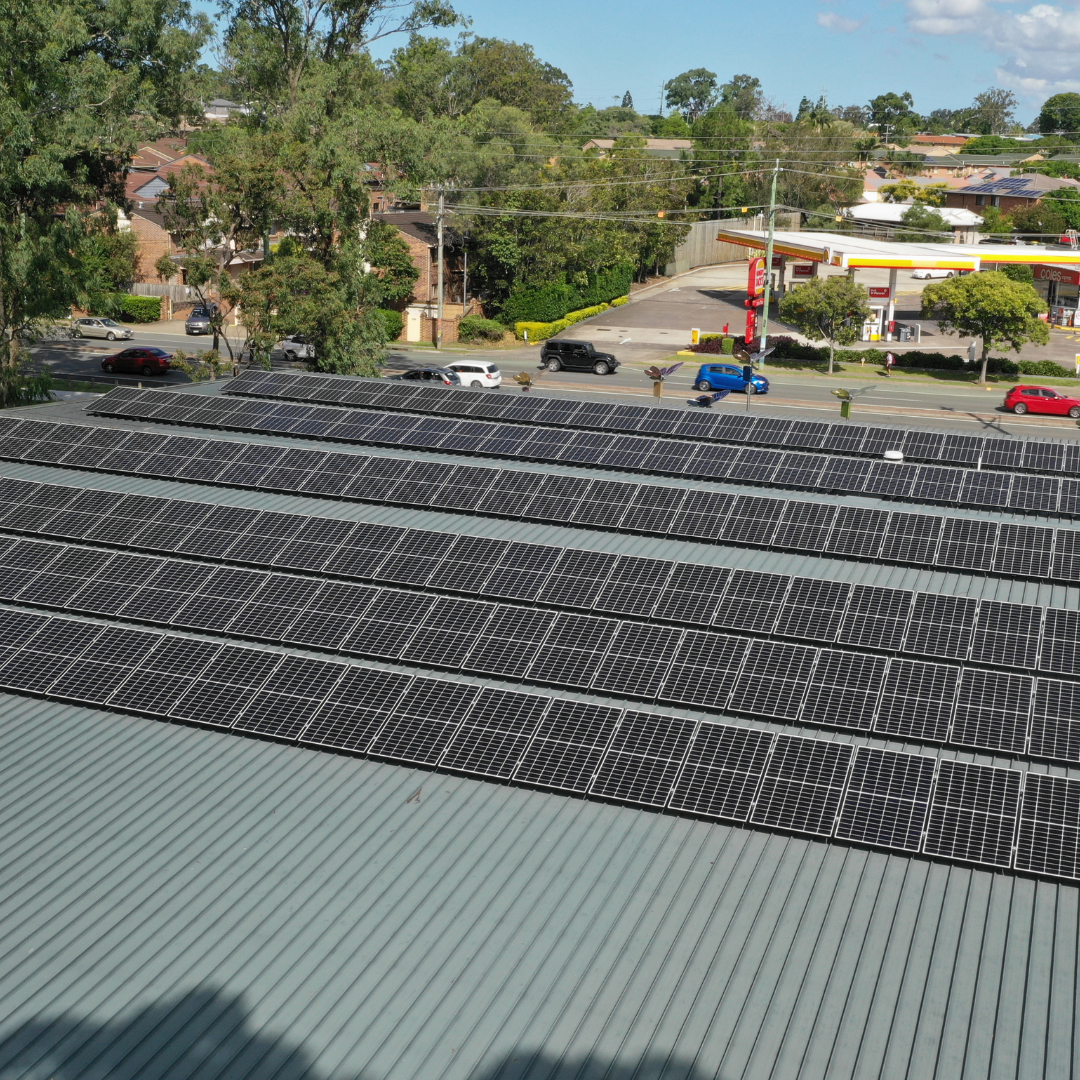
[100,319,119,327]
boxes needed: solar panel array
[87,388,1080,518]
[0,605,1069,877]
[226,369,1080,479]
[2,492,1080,764]
[5,415,1080,585]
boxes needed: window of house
[975,195,986,205]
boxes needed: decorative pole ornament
[514,370,544,391]
[645,362,683,400]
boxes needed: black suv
[540,340,619,375]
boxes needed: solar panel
[909,466,963,504]
[1015,773,1080,880]
[772,501,838,552]
[860,428,905,456]
[961,470,1012,509]
[589,710,696,806]
[525,612,618,689]
[938,434,983,465]
[232,657,349,740]
[438,688,551,778]
[658,630,748,710]
[619,486,688,534]
[818,458,872,494]
[862,462,917,499]
[952,668,1032,754]
[727,447,782,482]
[773,577,851,642]
[835,747,935,852]
[1028,678,1080,764]
[981,438,1025,470]
[799,649,887,732]
[879,513,942,564]
[368,677,479,765]
[1007,474,1059,514]
[903,593,977,660]
[343,590,435,659]
[1040,609,1080,676]
[923,759,1020,869]
[729,640,817,721]
[935,518,997,571]
[713,571,791,633]
[651,564,731,626]
[876,658,958,743]
[668,723,773,820]
[535,549,618,608]
[771,452,827,490]
[513,699,622,792]
[1024,441,1069,473]
[668,490,735,541]
[592,555,674,618]
[821,426,868,453]
[460,605,558,679]
[827,506,887,557]
[749,735,853,836]
[720,495,785,545]
[901,430,945,462]
[591,623,684,699]
[836,585,913,651]
[781,420,829,449]
[992,523,1054,578]
[970,600,1041,669]
[300,667,412,753]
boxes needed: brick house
[944,172,1080,214]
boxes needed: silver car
[185,306,213,334]
[72,317,132,341]
[281,334,315,360]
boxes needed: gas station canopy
[716,227,1080,271]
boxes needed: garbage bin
[898,325,913,342]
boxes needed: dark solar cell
[923,759,1020,869]
[301,667,412,752]
[398,597,496,669]
[726,448,782,482]
[827,506,887,557]
[993,523,1054,578]
[525,612,618,688]
[108,669,197,716]
[901,430,945,462]
[668,723,773,821]
[935,517,997,571]
[835,747,935,852]
[712,571,791,633]
[1065,445,1080,478]
[879,512,942,564]
[836,585,913,651]
[513,699,623,792]
[1008,475,1059,514]
[534,549,618,608]
[863,462,917,499]
[640,442,699,475]
[1022,441,1065,473]
[749,417,793,446]
[589,710,697,806]
[970,600,1041,669]
[818,458,872,494]
[591,623,684,699]
[961,470,1012,509]
[635,410,684,436]
[658,631,748,710]
[729,641,817,720]
[876,659,958,742]
[749,735,853,836]
[652,564,731,626]
[620,485,688,534]
[821,426,868,453]
[593,555,674,618]
[1016,773,1080,879]
[909,466,963,504]
[904,593,977,660]
[982,439,1025,470]
[774,578,851,642]
[1041,608,1080,676]
[772,501,838,551]
[674,412,723,439]
[800,650,887,731]
[668,490,735,541]
[771,453,827,489]
[860,428,906,456]
[720,495,785,545]
[938,434,983,465]
[460,605,558,679]
[952,668,1032,754]
[439,688,551,778]
[369,677,480,765]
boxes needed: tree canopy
[778,277,872,373]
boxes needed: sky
[197,0,1080,122]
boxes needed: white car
[72,317,133,341]
[911,268,958,280]
[445,361,501,388]
[281,334,315,361]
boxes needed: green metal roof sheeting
[0,694,1076,1080]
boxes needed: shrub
[375,308,403,341]
[515,318,571,341]
[119,295,161,322]
[1017,358,1071,376]
[498,264,633,325]
[457,315,506,343]
[610,295,630,307]
[563,302,610,325]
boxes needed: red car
[1004,385,1080,418]
[102,347,172,376]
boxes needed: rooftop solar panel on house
[835,746,935,852]
[903,593,977,660]
[876,658,958,743]
[589,710,697,806]
[799,649,886,731]
[1015,773,1080,879]
[750,735,853,836]
[513,699,622,792]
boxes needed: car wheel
[469,380,483,388]
[141,365,154,376]
[1013,402,1028,414]
[946,272,955,278]
[593,361,611,375]
[745,383,757,395]
[102,363,114,372]
[72,328,82,338]
[695,379,712,391]
[1069,406,1080,419]
[107,331,116,340]
[546,358,561,372]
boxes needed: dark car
[694,363,769,395]
[1004,384,1080,417]
[102,347,173,376]
[389,366,462,385]
[540,340,619,375]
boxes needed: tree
[0,0,209,366]
[960,135,1024,152]
[1010,203,1068,236]
[896,204,950,242]
[964,87,1018,135]
[832,105,869,127]
[920,271,1049,384]
[77,222,139,301]
[621,91,633,109]
[778,276,872,374]
[665,69,718,122]
[1040,188,1080,230]
[1038,93,1080,139]
[795,95,833,128]
[719,75,762,121]
[363,220,420,304]
[867,91,916,137]
[977,206,1013,237]
[879,180,948,206]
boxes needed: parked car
[445,361,501,388]
[185,306,214,335]
[388,366,462,385]
[693,363,769,395]
[911,268,957,280]
[72,317,132,341]
[1004,385,1080,417]
[539,339,619,375]
[101,347,173,376]
[281,334,315,361]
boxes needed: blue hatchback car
[694,363,770,395]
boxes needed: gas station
[715,227,1080,342]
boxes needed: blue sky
[197,0,1080,122]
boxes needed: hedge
[87,293,162,323]
[457,315,506,343]
[376,308,403,341]
[498,265,633,325]
[514,301,613,341]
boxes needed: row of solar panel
[1,476,1078,681]
[0,606,1071,880]
[87,388,1077,518]
[227,370,1072,477]
[6,415,1080,583]
[2,529,1080,765]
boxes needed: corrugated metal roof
[0,692,1077,1080]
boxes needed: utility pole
[436,187,445,351]
[757,159,780,365]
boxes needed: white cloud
[906,1,1080,94]
[817,9,863,30]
